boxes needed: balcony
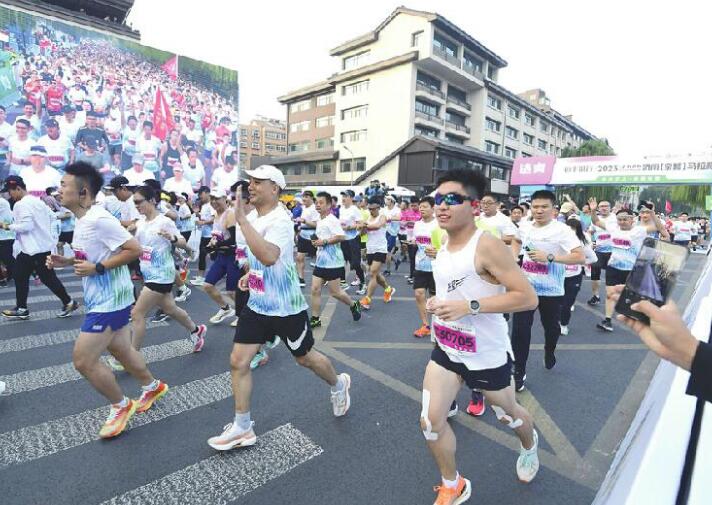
[445,120,470,137]
[415,110,444,126]
[423,43,486,92]
[415,82,445,104]
[433,45,460,67]
[462,61,485,81]
[446,96,471,116]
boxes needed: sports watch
[547,253,555,263]
[95,262,106,275]
[468,300,481,316]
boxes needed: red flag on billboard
[161,55,178,80]
[665,200,672,214]
[152,88,174,141]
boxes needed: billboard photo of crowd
[0,4,239,195]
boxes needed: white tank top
[365,215,387,254]
[431,229,512,371]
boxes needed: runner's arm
[236,217,281,266]
[552,246,585,265]
[365,215,386,231]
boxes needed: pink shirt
[400,209,421,239]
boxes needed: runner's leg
[310,275,325,317]
[130,287,164,350]
[73,327,127,403]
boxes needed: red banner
[161,55,178,80]
[665,200,672,214]
[152,88,174,141]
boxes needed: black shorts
[312,266,345,282]
[145,282,174,294]
[58,231,74,243]
[234,307,314,357]
[398,234,407,242]
[691,236,698,242]
[340,236,361,269]
[413,270,435,293]
[180,230,192,241]
[297,235,316,255]
[605,266,629,287]
[431,345,513,391]
[591,251,611,281]
[366,252,387,264]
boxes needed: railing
[433,45,460,67]
[446,95,471,111]
[462,61,485,80]
[416,82,445,99]
[432,44,486,82]
[445,121,470,134]
[415,110,444,125]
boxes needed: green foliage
[560,139,615,158]
[670,186,707,214]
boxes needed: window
[445,111,466,126]
[415,99,439,117]
[485,141,500,154]
[462,52,482,73]
[416,71,441,91]
[412,31,423,47]
[265,131,286,140]
[293,165,302,175]
[276,145,287,152]
[342,80,369,96]
[445,134,464,145]
[315,115,334,128]
[507,106,520,120]
[487,65,495,80]
[341,105,368,120]
[316,93,334,106]
[265,143,274,151]
[556,147,561,156]
[490,166,506,180]
[340,129,367,143]
[355,158,366,171]
[549,144,555,154]
[290,120,310,133]
[315,137,334,150]
[321,161,332,174]
[240,128,247,137]
[485,117,501,132]
[524,113,535,126]
[252,130,260,138]
[307,164,317,175]
[343,50,370,70]
[537,139,547,150]
[523,133,534,145]
[289,141,310,153]
[251,142,260,149]
[290,99,311,113]
[447,85,467,103]
[540,121,550,133]
[487,95,502,110]
[521,152,532,158]
[415,126,439,138]
[339,158,366,172]
[433,33,458,58]
[505,147,517,159]
[505,126,518,139]
[239,141,247,148]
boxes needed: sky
[127,0,712,157]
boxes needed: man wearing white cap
[163,165,193,197]
[208,165,352,451]
[123,154,154,186]
[19,145,62,196]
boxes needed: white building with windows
[273,6,596,194]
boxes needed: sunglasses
[434,192,471,206]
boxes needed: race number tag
[140,246,153,262]
[565,264,580,272]
[432,320,476,353]
[73,248,88,261]
[406,221,415,229]
[522,260,549,274]
[235,246,248,261]
[612,238,631,249]
[597,233,611,241]
[415,235,431,245]
[248,269,265,294]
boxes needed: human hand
[425,246,437,258]
[238,273,250,292]
[74,260,97,277]
[588,197,598,212]
[426,298,470,322]
[528,249,550,263]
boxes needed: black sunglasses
[434,192,471,206]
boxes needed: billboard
[0,4,238,189]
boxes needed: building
[238,116,287,171]
[274,6,597,195]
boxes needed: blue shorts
[81,306,131,333]
[205,252,239,291]
[386,233,397,253]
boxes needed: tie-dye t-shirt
[608,226,647,271]
[71,204,134,313]
[246,206,308,317]
[517,220,581,296]
[315,214,346,269]
[413,218,438,272]
[135,214,180,284]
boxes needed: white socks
[442,472,460,489]
[233,411,252,432]
[331,375,345,393]
[115,396,129,408]
[142,379,160,392]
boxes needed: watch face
[470,300,480,312]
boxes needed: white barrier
[593,251,712,504]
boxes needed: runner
[422,168,540,504]
[412,196,439,338]
[511,190,584,391]
[190,186,215,286]
[309,191,362,329]
[123,154,154,187]
[0,175,79,320]
[19,145,62,196]
[383,195,401,276]
[559,218,597,336]
[48,161,167,438]
[207,165,351,451]
[135,121,162,178]
[0,194,15,287]
[475,192,517,244]
[639,202,669,240]
[55,199,75,258]
[359,198,396,310]
[7,119,34,177]
[587,200,617,306]
[295,190,319,287]
[401,199,421,284]
[672,212,692,250]
[38,119,74,174]
[338,189,365,292]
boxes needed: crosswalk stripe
[0,280,84,299]
[0,321,168,354]
[0,338,194,395]
[0,307,86,326]
[1,291,84,306]
[0,371,232,468]
[100,423,323,505]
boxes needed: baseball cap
[86,110,98,118]
[30,145,47,157]
[354,195,363,202]
[104,175,130,191]
[1,175,26,192]
[210,188,227,199]
[560,202,575,214]
[62,105,74,113]
[45,118,59,128]
[340,189,355,198]
[131,154,144,165]
[244,165,286,189]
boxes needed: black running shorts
[297,235,316,255]
[431,345,513,391]
[413,270,435,293]
[234,307,314,357]
[590,251,611,281]
[605,266,629,287]
[312,266,345,282]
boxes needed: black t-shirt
[75,127,109,150]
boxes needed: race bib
[235,246,248,261]
[73,248,88,261]
[406,221,415,229]
[433,321,476,353]
[140,246,153,262]
[522,260,549,274]
[415,235,431,245]
[565,264,580,272]
[248,269,265,294]
[613,238,631,249]
[597,233,611,241]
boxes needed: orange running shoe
[135,381,169,413]
[99,399,137,439]
[433,475,471,505]
[414,324,431,338]
[383,286,395,303]
[360,296,371,310]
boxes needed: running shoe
[570,304,575,312]
[414,324,430,338]
[250,350,269,370]
[309,316,322,328]
[175,286,191,302]
[189,276,205,286]
[151,309,170,323]
[230,317,238,327]
[407,277,414,285]
[299,278,306,288]
[135,381,169,413]
[309,262,316,268]
[350,301,362,321]
[596,319,614,332]
[432,475,471,505]
[57,299,79,318]
[447,400,458,418]
[515,375,526,392]
[265,336,281,350]
[0,380,7,395]
[350,279,361,286]
[466,392,486,417]
[207,422,257,451]
[516,429,540,483]
[2,307,29,320]
[331,373,351,416]
[560,324,569,336]
[209,306,235,324]
[383,269,391,277]
[587,295,600,306]
[394,257,401,270]
[33,277,41,286]
[359,296,371,310]
[99,400,137,439]
[340,280,350,290]
[383,286,395,303]
[544,351,556,370]
[105,356,125,372]
[189,324,207,352]
[356,284,367,296]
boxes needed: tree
[670,185,707,214]
[560,138,615,158]
[556,139,617,205]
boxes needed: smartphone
[235,180,250,200]
[614,237,688,324]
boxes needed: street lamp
[342,145,355,187]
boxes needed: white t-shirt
[591,214,618,253]
[298,204,320,240]
[9,194,57,256]
[200,202,216,238]
[38,135,73,170]
[384,205,401,236]
[315,214,346,269]
[57,117,81,144]
[0,122,14,160]
[163,177,194,197]
[136,135,161,166]
[211,167,238,194]
[123,167,155,186]
[339,204,363,240]
[366,215,388,254]
[19,166,62,195]
[413,218,439,272]
[104,116,122,144]
[608,226,648,271]
[181,159,205,189]
[672,221,692,242]
[8,136,33,175]
[135,214,180,284]
[122,126,139,153]
[477,212,517,239]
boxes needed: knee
[415,289,425,300]
[130,306,145,323]
[310,284,321,297]
[73,351,95,374]
[229,349,251,373]
[203,283,216,295]
[295,353,312,368]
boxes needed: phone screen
[615,238,688,323]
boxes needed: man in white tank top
[421,168,540,504]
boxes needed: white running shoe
[209,306,235,324]
[331,373,351,417]
[516,429,540,483]
[175,286,192,302]
[190,276,205,286]
[105,356,125,372]
[189,324,207,352]
[350,279,360,286]
[0,380,6,396]
[560,325,569,336]
[570,304,575,312]
[207,422,257,451]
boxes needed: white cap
[244,165,286,189]
[210,188,227,198]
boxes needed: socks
[142,379,160,392]
[331,375,345,393]
[114,396,129,408]
[233,411,252,432]
[222,304,230,311]
[605,317,611,323]
[191,325,199,333]
[442,472,460,489]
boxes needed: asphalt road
[0,251,706,505]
